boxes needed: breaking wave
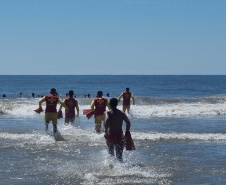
[1,95,226,118]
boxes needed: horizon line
[1,74,226,76]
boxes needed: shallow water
[1,75,226,184]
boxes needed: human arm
[91,100,95,111]
[58,99,65,111]
[131,93,135,105]
[76,102,79,116]
[118,93,123,102]
[123,112,131,132]
[104,111,109,132]
[39,96,46,109]
[58,98,68,111]
[106,100,111,110]
[104,111,110,139]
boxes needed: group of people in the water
[2,92,110,99]
[35,87,135,161]
[2,92,40,98]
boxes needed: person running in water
[91,91,110,133]
[104,98,131,162]
[39,88,68,134]
[118,87,135,113]
[59,90,79,125]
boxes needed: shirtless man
[104,98,131,161]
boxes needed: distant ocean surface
[1,75,226,185]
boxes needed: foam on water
[51,149,170,185]
[58,125,105,146]
[1,129,226,149]
[132,131,226,141]
[131,102,226,118]
[1,95,226,119]
[0,103,40,117]
[81,159,170,184]
[0,132,56,146]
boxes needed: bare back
[104,109,130,135]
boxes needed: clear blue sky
[0,0,225,75]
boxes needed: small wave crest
[132,132,226,141]
[1,95,226,118]
[135,94,226,105]
[1,130,226,145]
[130,102,226,118]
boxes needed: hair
[50,88,56,95]
[97,91,103,97]
[126,87,130,91]
[69,90,74,97]
[110,98,118,109]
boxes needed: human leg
[51,113,58,133]
[45,122,49,132]
[53,124,57,133]
[44,113,59,134]
[44,113,50,132]
[122,105,126,112]
[69,116,75,124]
[106,141,115,157]
[95,118,101,133]
[125,105,130,113]
[65,114,75,125]
[64,116,69,125]
[95,115,104,133]
[115,140,124,162]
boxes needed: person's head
[110,98,118,109]
[50,88,57,95]
[69,90,74,97]
[97,91,103,98]
[126,87,130,92]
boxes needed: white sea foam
[130,102,226,118]
[0,132,56,145]
[58,126,105,145]
[2,103,226,119]
[1,103,40,117]
[1,130,226,146]
[2,100,226,119]
[132,131,226,141]
[81,150,170,185]
[54,149,169,185]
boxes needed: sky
[0,0,225,75]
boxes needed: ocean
[0,75,226,185]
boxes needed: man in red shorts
[59,90,79,125]
[104,98,131,162]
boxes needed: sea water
[1,75,226,185]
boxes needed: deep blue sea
[1,75,226,185]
